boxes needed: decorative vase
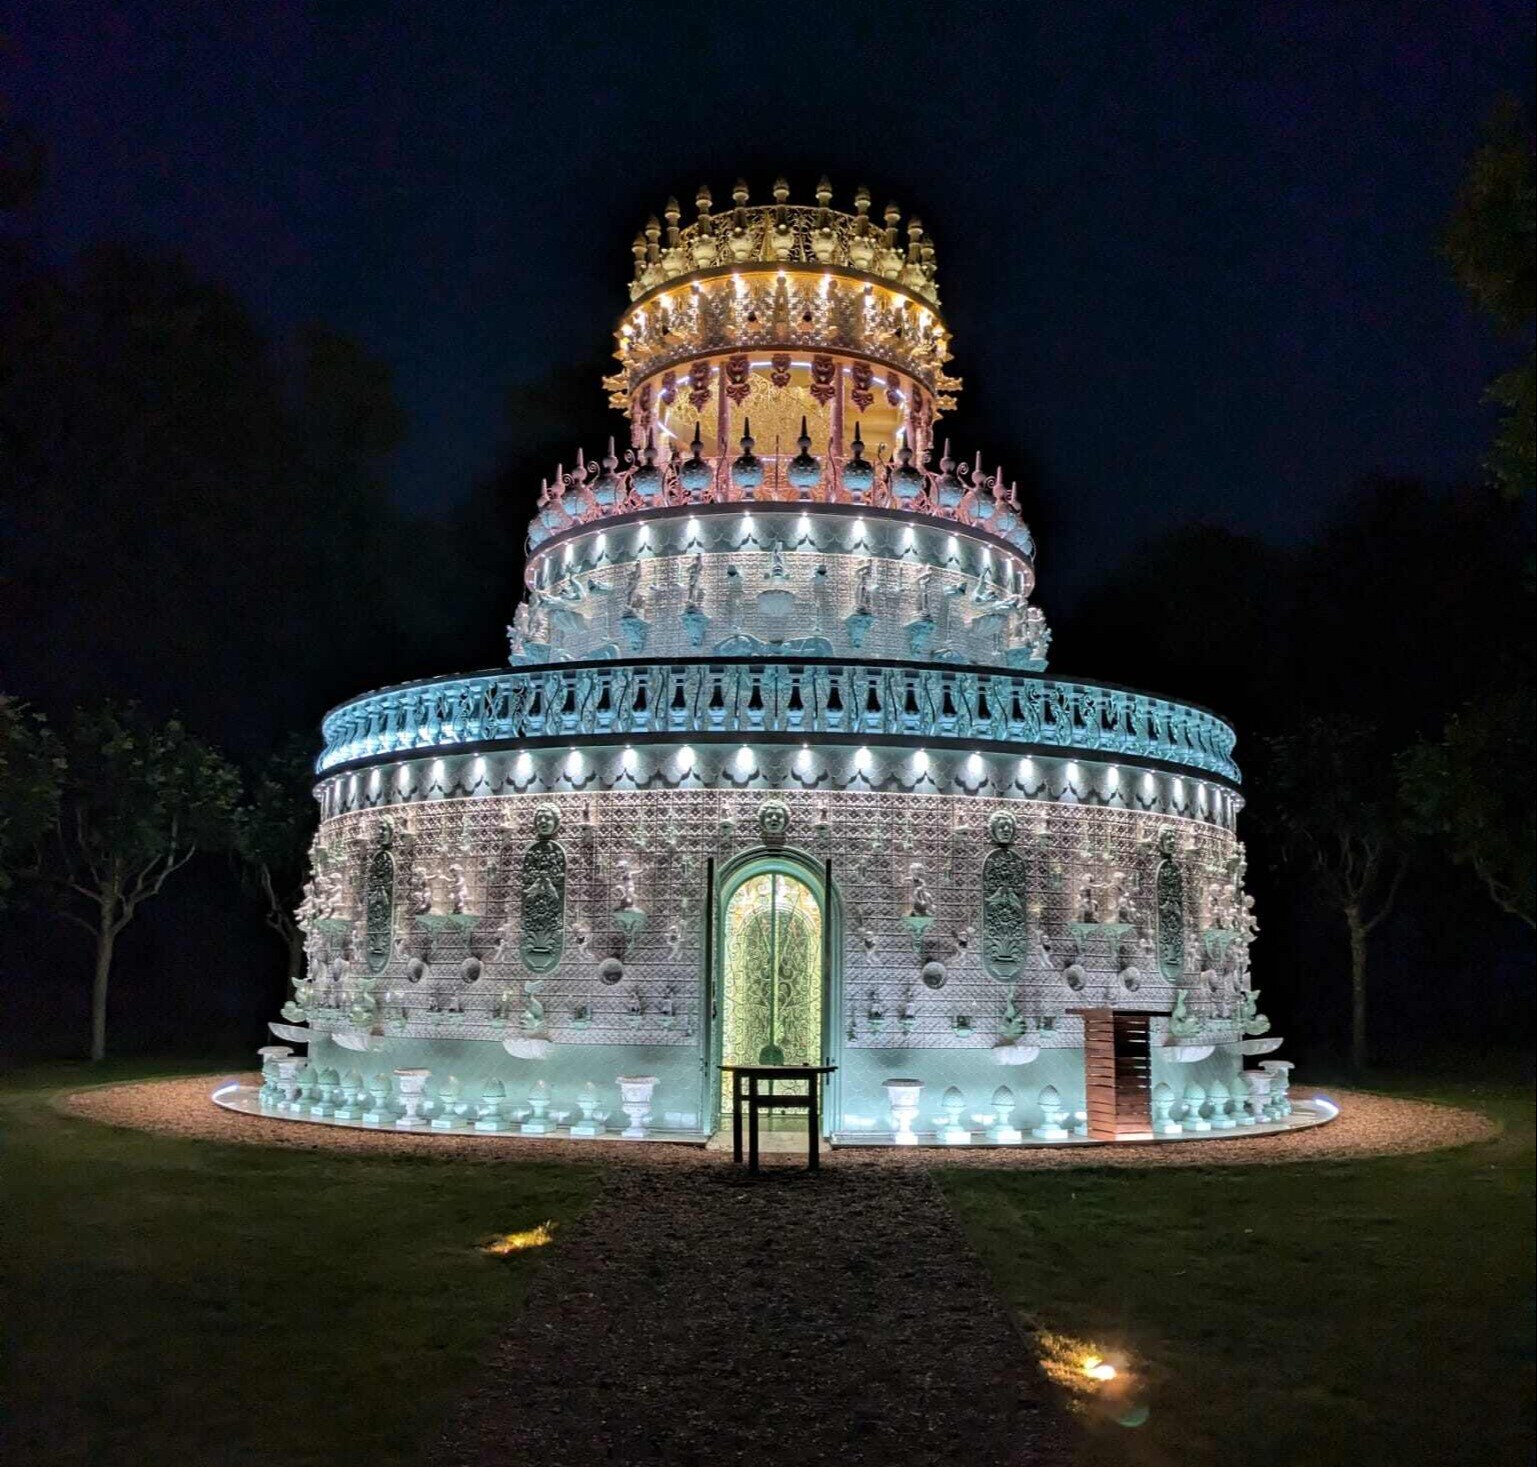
[616,1075,659,1138]
[1242,1068,1272,1123]
[333,1070,364,1120]
[1260,1060,1293,1117]
[474,1079,510,1132]
[521,1079,554,1135]
[276,1057,304,1111]
[309,1067,339,1118]
[431,1076,466,1130]
[570,1081,605,1138]
[1151,1081,1181,1135]
[1031,1084,1069,1140]
[936,1085,970,1145]
[987,1085,1022,1144]
[393,1068,431,1128]
[1207,1078,1236,1129]
[257,1045,292,1107]
[883,1078,923,1145]
[1181,1082,1210,1132]
[1230,1071,1256,1125]
[362,1072,393,1124]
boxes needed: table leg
[748,1074,760,1175]
[808,1074,820,1171]
[732,1072,742,1164]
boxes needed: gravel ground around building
[57,1075,1497,1170]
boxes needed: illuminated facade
[236,180,1301,1144]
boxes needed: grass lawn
[940,1077,1535,1467]
[0,1062,599,1467]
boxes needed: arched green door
[719,869,824,1117]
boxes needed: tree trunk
[1345,902,1369,1074]
[90,906,116,1063]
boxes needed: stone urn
[1260,1060,1294,1117]
[1031,1084,1070,1140]
[883,1078,924,1145]
[570,1081,605,1138]
[333,1070,364,1120]
[1242,1068,1273,1123]
[986,1085,1022,1144]
[1151,1081,1181,1135]
[310,1067,340,1118]
[1207,1078,1236,1130]
[362,1072,393,1124]
[521,1079,555,1135]
[935,1086,971,1145]
[257,1045,292,1107]
[431,1075,466,1130]
[1181,1082,1211,1132]
[393,1068,432,1128]
[1230,1071,1256,1125]
[615,1076,659,1139]
[275,1056,305,1111]
[475,1079,510,1132]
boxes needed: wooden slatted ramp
[1074,1008,1155,1140]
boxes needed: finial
[741,417,755,451]
[695,184,712,219]
[733,179,750,206]
[798,415,811,451]
[665,197,680,224]
[816,175,832,207]
[690,421,704,452]
[645,214,661,241]
[854,185,872,217]
[772,177,790,205]
[884,202,901,227]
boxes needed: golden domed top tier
[626,177,940,305]
[605,178,961,453]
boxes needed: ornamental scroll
[981,809,1029,981]
[364,823,395,975]
[1155,829,1185,981]
[519,803,566,974]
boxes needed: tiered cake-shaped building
[252,179,1292,1143]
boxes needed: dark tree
[234,738,320,987]
[48,704,240,1060]
[1399,685,1536,929]
[1444,96,1536,501]
[1258,718,1408,1073]
[0,695,61,907]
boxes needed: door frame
[703,845,843,1136]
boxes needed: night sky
[9,2,1533,594]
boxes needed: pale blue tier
[317,658,1240,784]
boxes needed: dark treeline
[2,122,1532,1068]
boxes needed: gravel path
[49,1077,1498,1467]
[432,1164,1069,1466]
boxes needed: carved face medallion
[533,803,561,840]
[987,809,1018,847]
[757,798,790,841]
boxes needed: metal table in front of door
[721,1064,838,1173]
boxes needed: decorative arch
[707,845,844,1134]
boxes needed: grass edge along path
[939,1078,1535,1467]
[0,1063,599,1467]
